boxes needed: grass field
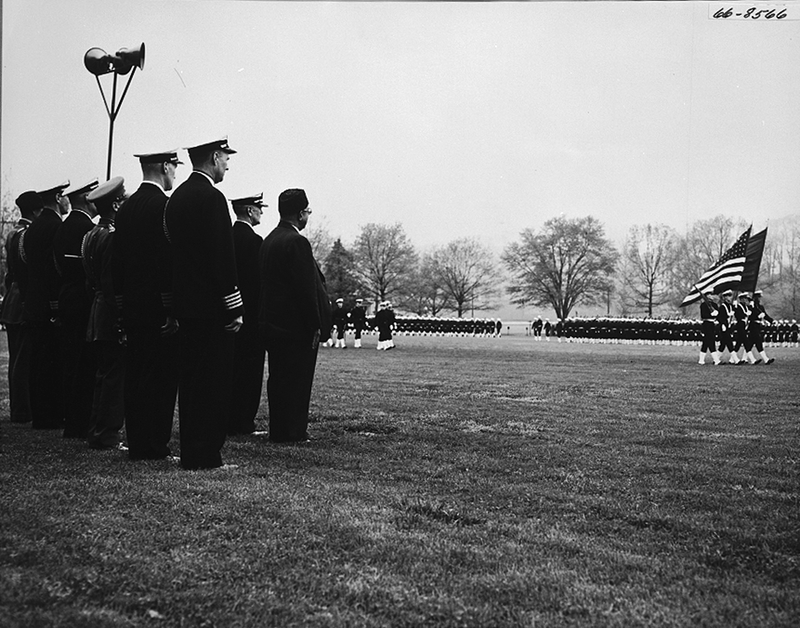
[1,333,798,627]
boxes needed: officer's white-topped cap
[336,298,344,303]
[133,150,183,165]
[184,136,237,154]
[721,289,734,297]
[87,176,125,204]
[38,180,70,197]
[230,192,267,208]
[66,178,99,198]
[754,290,763,296]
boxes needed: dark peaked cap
[16,191,43,213]
[134,150,183,165]
[230,192,267,208]
[38,181,70,197]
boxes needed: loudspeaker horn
[111,43,145,75]
[84,47,113,76]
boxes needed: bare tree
[430,238,500,317]
[352,222,417,307]
[671,215,749,303]
[620,224,680,316]
[404,251,452,316]
[304,218,334,265]
[768,217,800,318]
[503,216,618,320]
[0,177,18,297]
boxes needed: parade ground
[1,333,798,627]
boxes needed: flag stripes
[680,227,751,307]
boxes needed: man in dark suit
[53,179,99,438]
[22,180,71,429]
[229,193,266,436]
[1,191,42,424]
[112,150,182,460]
[83,177,127,450]
[164,137,242,470]
[259,189,331,443]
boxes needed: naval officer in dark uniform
[229,193,266,436]
[164,137,243,470]
[1,191,42,424]
[112,150,182,460]
[83,177,127,450]
[22,180,71,429]
[259,189,331,443]
[54,179,99,438]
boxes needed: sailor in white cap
[715,289,739,364]
[747,290,775,364]
[332,297,349,348]
[350,297,367,348]
[732,292,752,365]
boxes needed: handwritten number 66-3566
[713,7,788,19]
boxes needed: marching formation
[698,289,777,365]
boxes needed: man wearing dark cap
[164,137,242,469]
[259,189,332,443]
[53,179,99,437]
[112,150,182,460]
[229,193,266,436]
[83,177,127,450]
[22,180,71,429]
[1,191,42,423]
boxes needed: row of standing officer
[3,138,319,470]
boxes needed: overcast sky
[2,1,799,250]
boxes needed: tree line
[308,214,799,320]
[2,183,798,320]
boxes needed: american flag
[680,227,751,307]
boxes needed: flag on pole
[739,227,767,294]
[680,226,751,307]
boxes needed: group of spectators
[2,138,335,470]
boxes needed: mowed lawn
[1,332,798,627]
